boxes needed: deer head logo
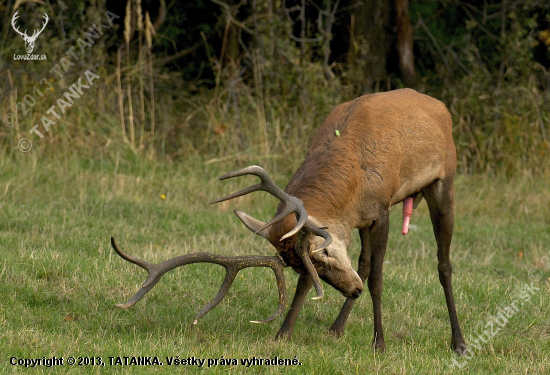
[11,10,49,54]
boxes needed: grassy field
[0,152,549,374]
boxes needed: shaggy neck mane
[285,144,361,222]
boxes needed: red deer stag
[112,88,465,353]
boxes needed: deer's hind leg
[423,177,466,354]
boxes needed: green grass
[1,153,549,374]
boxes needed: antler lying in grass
[111,237,288,324]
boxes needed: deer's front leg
[275,273,312,340]
[329,226,372,337]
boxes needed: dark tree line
[1,0,549,173]
[139,0,549,93]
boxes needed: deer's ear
[234,210,271,240]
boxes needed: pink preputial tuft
[402,196,414,235]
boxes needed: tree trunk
[348,0,393,92]
[395,0,416,87]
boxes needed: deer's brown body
[272,88,454,240]
[243,89,464,352]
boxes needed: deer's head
[11,10,49,54]
[213,166,363,300]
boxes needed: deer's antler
[11,11,48,40]
[31,13,49,39]
[11,10,27,39]
[111,237,288,324]
[211,165,331,300]
[211,166,309,240]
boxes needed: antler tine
[37,13,49,34]
[111,237,288,324]
[293,222,333,300]
[111,237,172,308]
[111,237,153,271]
[307,223,332,253]
[11,10,27,38]
[295,243,324,300]
[211,165,308,240]
[31,13,48,38]
[210,183,262,205]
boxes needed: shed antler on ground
[111,237,287,324]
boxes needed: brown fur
[271,89,454,237]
